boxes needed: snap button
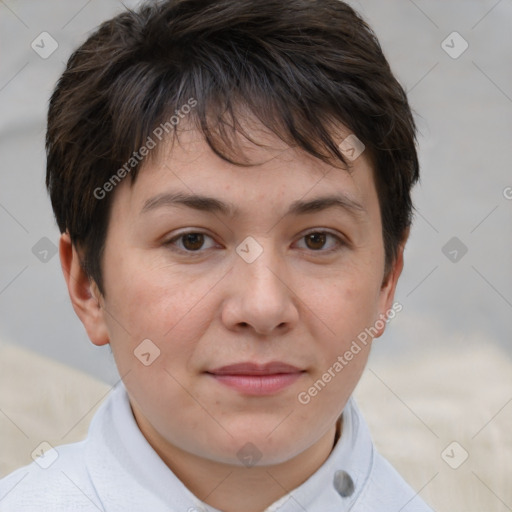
[333,470,354,498]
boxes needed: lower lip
[209,373,303,395]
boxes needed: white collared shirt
[0,382,433,511]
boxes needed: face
[63,123,403,468]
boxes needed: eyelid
[294,229,347,252]
[164,229,218,254]
[164,228,348,254]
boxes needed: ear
[373,228,409,339]
[59,231,110,347]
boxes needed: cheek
[307,269,382,349]
[103,257,217,371]
[104,265,213,417]
[108,253,212,328]
[304,269,381,410]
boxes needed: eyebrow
[140,191,366,219]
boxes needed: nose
[221,244,300,336]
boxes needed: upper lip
[207,362,304,375]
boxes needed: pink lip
[207,362,305,395]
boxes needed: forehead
[113,123,379,224]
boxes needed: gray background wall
[1,0,511,386]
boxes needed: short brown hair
[46,0,419,297]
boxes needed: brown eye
[164,231,218,254]
[305,232,328,250]
[181,233,205,251]
[295,231,344,253]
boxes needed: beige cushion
[1,341,511,511]
[0,342,110,477]
[354,344,512,511]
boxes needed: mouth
[206,362,306,396]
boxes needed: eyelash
[163,230,346,256]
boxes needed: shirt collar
[261,393,374,512]
[86,382,374,512]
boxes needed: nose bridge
[226,235,298,333]
[236,237,285,298]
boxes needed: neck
[134,410,339,512]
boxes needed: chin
[207,423,316,467]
